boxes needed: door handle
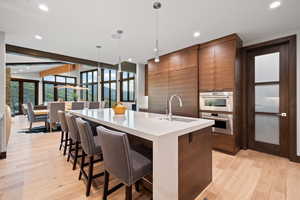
[277,113,287,117]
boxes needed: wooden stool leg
[103,170,110,200]
[126,185,132,200]
[79,152,85,180]
[86,156,94,196]
[67,139,73,162]
[72,141,79,170]
[59,131,64,150]
[63,131,69,156]
[135,180,140,192]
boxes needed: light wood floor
[1,116,300,200]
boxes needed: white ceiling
[0,0,299,64]
[6,54,59,63]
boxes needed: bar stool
[76,118,104,196]
[57,111,70,156]
[96,126,153,200]
[88,102,100,109]
[65,113,82,170]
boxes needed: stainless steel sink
[157,117,197,123]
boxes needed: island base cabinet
[178,127,212,200]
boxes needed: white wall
[0,32,6,153]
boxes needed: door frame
[241,35,297,161]
[10,78,39,115]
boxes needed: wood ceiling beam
[39,64,80,77]
[6,44,116,70]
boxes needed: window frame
[42,75,77,102]
[120,72,135,102]
[80,70,98,102]
[100,68,117,108]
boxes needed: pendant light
[112,30,124,73]
[96,45,102,68]
[153,1,161,63]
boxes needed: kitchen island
[70,108,214,200]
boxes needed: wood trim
[243,35,297,50]
[199,34,241,49]
[6,44,115,69]
[11,78,39,83]
[39,64,80,77]
[0,152,6,160]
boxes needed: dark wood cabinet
[148,47,198,117]
[179,127,212,200]
[147,34,243,154]
[215,40,236,90]
[198,35,239,92]
[198,45,215,91]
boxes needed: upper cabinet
[199,45,215,91]
[198,35,241,92]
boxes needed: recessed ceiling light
[193,31,201,38]
[269,1,281,9]
[154,48,158,52]
[38,4,49,12]
[35,35,43,40]
[128,58,132,62]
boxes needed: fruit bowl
[112,103,127,115]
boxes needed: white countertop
[70,108,214,141]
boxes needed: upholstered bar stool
[76,118,104,196]
[96,126,153,200]
[57,111,70,155]
[88,102,100,109]
[71,102,85,110]
[65,113,83,170]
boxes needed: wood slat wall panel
[215,40,236,90]
[199,46,215,91]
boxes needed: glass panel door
[254,52,280,145]
[10,81,20,115]
[249,44,289,156]
[23,82,36,105]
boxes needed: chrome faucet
[168,95,183,120]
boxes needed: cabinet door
[169,47,198,71]
[148,57,169,114]
[198,46,215,91]
[215,40,236,90]
[168,67,198,117]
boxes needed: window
[121,72,135,102]
[80,70,98,101]
[100,69,117,108]
[43,75,76,102]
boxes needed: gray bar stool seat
[57,111,71,155]
[88,102,100,109]
[71,102,85,110]
[76,118,104,196]
[96,126,153,200]
[65,113,85,170]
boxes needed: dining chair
[96,126,152,200]
[76,118,104,196]
[48,102,65,131]
[71,102,85,110]
[65,113,82,170]
[88,102,100,109]
[27,102,48,131]
[57,111,71,155]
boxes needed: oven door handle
[202,117,230,121]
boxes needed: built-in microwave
[199,92,233,112]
